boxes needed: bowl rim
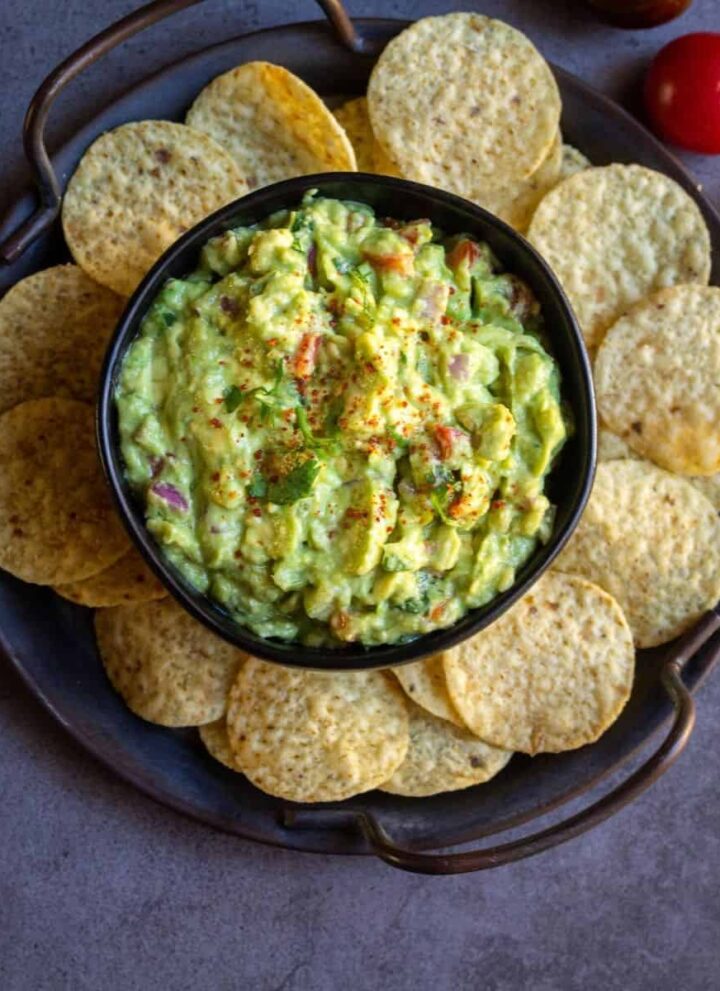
[97,171,596,670]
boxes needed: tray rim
[1,14,719,859]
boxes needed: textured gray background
[1,2,719,989]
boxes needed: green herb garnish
[430,483,461,526]
[387,427,409,450]
[267,458,321,505]
[247,471,268,499]
[223,385,244,413]
[295,406,339,455]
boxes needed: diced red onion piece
[150,482,188,512]
[448,353,469,380]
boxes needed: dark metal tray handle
[284,610,720,875]
[0,0,361,266]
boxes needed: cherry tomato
[587,0,691,29]
[644,33,720,154]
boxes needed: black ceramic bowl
[98,173,596,671]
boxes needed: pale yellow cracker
[372,138,402,177]
[54,546,166,607]
[690,474,720,511]
[481,131,563,232]
[598,426,720,509]
[0,398,128,584]
[199,718,243,772]
[0,265,124,415]
[595,286,720,476]
[597,426,639,462]
[333,97,375,172]
[392,653,464,727]
[226,658,409,802]
[62,120,247,296]
[559,144,591,180]
[187,62,356,190]
[444,573,635,755]
[555,460,720,647]
[380,702,512,797]
[367,13,561,196]
[95,597,244,727]
[528,164,711,348]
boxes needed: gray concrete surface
[1,2,719,989]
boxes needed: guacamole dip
[117,194,567,646]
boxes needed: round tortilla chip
[0,398,129,584]
[226,658,409,802]
[372,140,402,177]
[598,426,720,511]
[555,460,720,647]
[62,120,247,296]
[690,474,720,512]
[559,144,590,180]
[528,164,711,348]
[0,265,124,416]
[186,62,356,190]
[367,14,561,195]
[333,97,375,172]
[95,597,244,727]
[380,702,512,797]
[595,286,720,477]
[53,546,166,607]
[392,653,464,727]
[481,131,563,232]
[444,573,635,755]
[598,426,639,463]
[199,718,243,772]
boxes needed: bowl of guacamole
[100,174,595,668]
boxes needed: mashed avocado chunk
[117,194,567,646]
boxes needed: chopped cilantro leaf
[267,458,321,505]
[224,385,244,413]
[247,472,268,499]
[388,427,409,450]
[430,484,460,526]
[296,407,339,455]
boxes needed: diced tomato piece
[434,425,468,460]
[293,332,321,380]
[447,239,480,270]
[448,494,468,519]
[429,601,447,622]
[361,248,413,277]
[398,220,431,247]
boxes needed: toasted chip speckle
[0,398,128,584]
[559,144,591,181]
[333,97,375,172]
[380,702,512,797]
[0,266,124,415]
[368,14,560,196]
[95,598,244,726]
[54,546,166,607]
[444,573,635,754]
[555,461,720,647]
[528,164,711,347]
[595,286,720,476]
[392,653,464,726]
[226,658,409,802]
[62,121,247,295]
[481,131,563,232]
[187,62,356,189]
[200,717,243,771]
